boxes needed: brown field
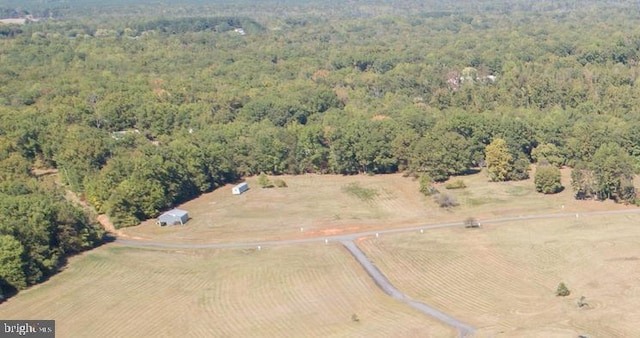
[0,243,453,337]
[358,213,640,337]
[121,168,631,243]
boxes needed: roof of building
[161,209,188,217]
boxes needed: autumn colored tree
[485,138,514,181]
[485,138,529,182]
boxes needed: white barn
[232,182,249,195]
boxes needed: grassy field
[121,168,632,243]
[0,243,454,337]
[358,213,640,337]
[4,168,640,337]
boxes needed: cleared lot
[0,243,453,337]
[359,213,640,337]
[121,169,631,243]
[4,169,639,337]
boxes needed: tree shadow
[459,168,482,176]
[0,283,18,303]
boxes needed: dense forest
[2,0,640,300]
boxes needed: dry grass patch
[359,213,640,337]
[124,174,431,243]
[0,243,453,337]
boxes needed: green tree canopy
[411,130,472,182]
[0,235,27,292]
[534,164,563,194]
[591,142,636,202]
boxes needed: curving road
[113,207,640,336]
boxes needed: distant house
[157,209,189,226]
[111,129,140,140]
[232,182,249,195]
[0,16,39,25]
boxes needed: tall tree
[411,130,472,182]
[590,142,636,202]
[485,138,513,182]
[571,162,597,200]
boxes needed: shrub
[273,178,288,188]
[434,193,458,208]
[419,174,438,196]
[556,282,570,297]
[445,179,466,189]
[258,172,274,188]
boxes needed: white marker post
[258,245,261,251]
[375,233,379,239]
[300,227,304,232]
[576,213,579,218]
[325,239,328,244]
[420,229,424,234]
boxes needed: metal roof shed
[157,209,189,226]
[232,182,249,195]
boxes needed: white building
[232,182,249,195]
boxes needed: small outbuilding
[232,182,249,195]
[157,209,189,226]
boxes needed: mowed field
[5,168,640,337]
[359,213,640,337]
[0,243,454,337]
[121,168,631,243]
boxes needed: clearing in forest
[5,169,639,337]
[122,168,631,243]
